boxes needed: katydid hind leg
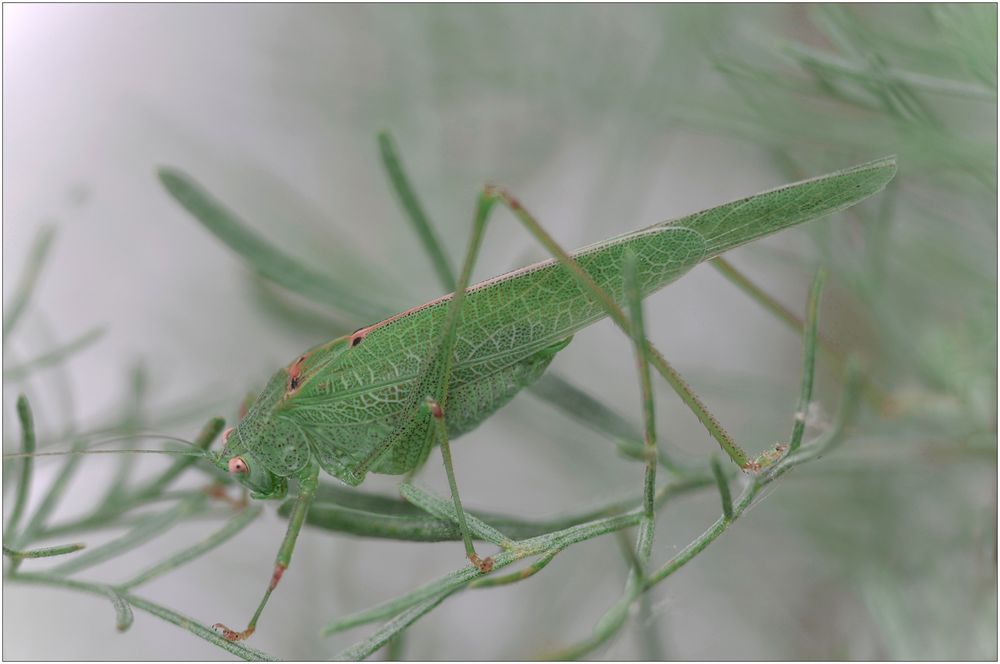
[213,462,319,641]
[476,186,752,469]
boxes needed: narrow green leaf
[789,269,826,453]
[710,456,733,521]
[107,587,135,632]
[10,573,276,660]
[3,225,56,340]
[4,395,37,543]
[782,41,996,100]
[3,327,105,381]
[3,542,85,559]
[18,438,86,545]
[378,131,457,292]
[157,167,390,322]
[399,483,514,548]
[529,373,642,447]
[99,362,148,509]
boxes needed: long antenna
[3,448,210,460]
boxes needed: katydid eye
[228,456,249,475]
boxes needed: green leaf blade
[157,167,390,323]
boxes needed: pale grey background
[4,4,995,660]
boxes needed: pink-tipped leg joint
[212,563,287,642]
[269,563,286,590]
[213,623,255,642]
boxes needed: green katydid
[154,150,896,641]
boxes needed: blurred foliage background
[3,4,996,660]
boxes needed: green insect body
[170,153,898,641]
[218,158,896,498]
[0,148,898,646]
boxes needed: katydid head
[217,419,289,500]
[217,356,322,500]
[218,446,287,500]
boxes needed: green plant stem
[324,511,643,637]
[7,572,134,632]
[8,572,276,660]
[336,589,458,661]
[552,395,860,660]
[568,246,664,660]
[549,268,840,659]
[289,472,714,542]
[468,548,563,589]
[623,247,663,519]
[546,519,654,660]
[646,361,861,590]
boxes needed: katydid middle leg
[423,396,494,572]
[348,185,511,572]
[396,192,505,572]
[213,462,319,641]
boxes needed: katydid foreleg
[213,462,319,642]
